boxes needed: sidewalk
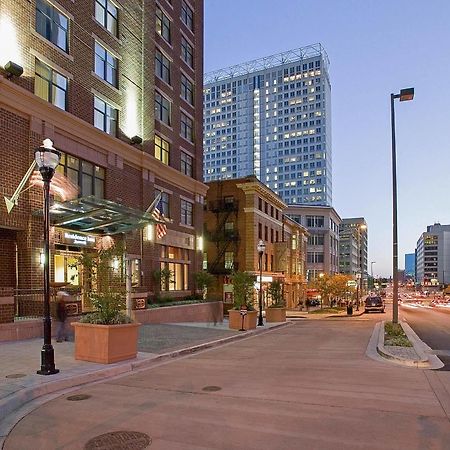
[0,320,289,434]
[287,308,365,319]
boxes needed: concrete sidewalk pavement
[3,316,450,450]
[0,320,288,441]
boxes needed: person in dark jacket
[56,291,69,342]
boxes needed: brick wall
[0,0,205,310]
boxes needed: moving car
[364,296,385,313]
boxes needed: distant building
[285,206,341,280]
[404,253,415,279]
[338,218,368,290]
[204,176,308,309]
[203,44,332,206]
[416,223,450,286]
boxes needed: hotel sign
[63,232,96,247]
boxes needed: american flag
[152,193,167,239]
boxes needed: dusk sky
[203,0,450,277]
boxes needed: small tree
[267,280,285,308]
[194,271,215,301]
[71,242,131,324]
[331,274,352,304]
[231,271,255,310]
[153,267,174,292]
[313,273,334,307]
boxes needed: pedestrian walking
[56,291,69,342]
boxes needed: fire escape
[205,197,240,275]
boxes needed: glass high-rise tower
[203,43,332,206]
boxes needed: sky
[203,0,450,277]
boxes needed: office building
[338,218,368,287]
[203,44,332,206]
[285,205,341,280]
[416,223,450,286]
[404,253,415,280]
[0,0,205,322]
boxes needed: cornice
[0,78,208,197]
[236,181,286,209]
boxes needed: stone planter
[72,322,140,364]
[228,309,257,330]
[265,307,286,323]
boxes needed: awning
[34,196,156,235]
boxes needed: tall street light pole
[391,87,414,324]
[257,239,266,326]
[35,139,61,375]
[371,261,376,289]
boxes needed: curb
[0,321,290,432]
[375,321,443,369]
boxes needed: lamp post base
[37,344,59,375]
[257,316,264,327]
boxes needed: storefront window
[54,253,79,285]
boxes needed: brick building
[0,0,206,322]
[204,176,308,310]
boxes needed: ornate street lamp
[391,88,414,324]
[35,139,61,375]
[257,239,266,326]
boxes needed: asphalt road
[400,304,450,370]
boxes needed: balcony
[208,262,239,275]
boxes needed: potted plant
[228,271,257,330]
[71,243,140,364]
[266,280,286,322]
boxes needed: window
[181,36,193,67]
[181,1,193,31]
[35,59,67,110]
[159,247,190,291]
[94,96,117,135]
[36,0,69,52]
[94,42,118,86]
[155,135,170,165]
[180,112,193,142]
[156,6,171,43]
[181,199,193,226]
[308,233,324,246]
[155,190,170,217]
[56,152,105,198]
[181,152,193,176]
[224,252,234,270]
[306,215,324,228]
[155,49,171,84]
[258,223,262,239]
[181,73,194,105]
[155,91,171,125]
[95,0,118,36]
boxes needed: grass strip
[384,321,413,347]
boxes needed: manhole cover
[202,385,222,392]
[5,373,26,379]
[67,394,91,401]
[85,431,151,450]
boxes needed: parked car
[364,296,385,313]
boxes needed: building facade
[285,205,341,280]
[204,176,308,309]
[416,224,450,287]
[0,0,206,322]
[203,44,332,206]
[338,218,368,288]
[404,253,415,280]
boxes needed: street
[401,303,450,370]
[4,315,450,450]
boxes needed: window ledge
[31,29,73,61]
[91,72,122,95]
